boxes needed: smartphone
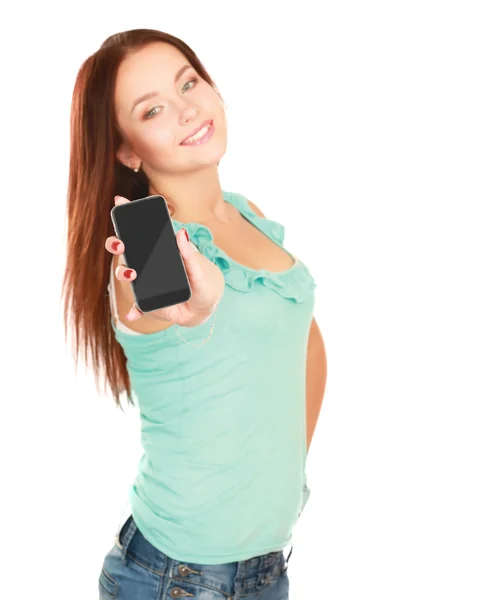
[110,194,192,313]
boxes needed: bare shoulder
[246,199,266,218]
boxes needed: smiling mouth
[180,120,214,145]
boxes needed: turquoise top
[111,190,316,564]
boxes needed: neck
[147,165,231,223]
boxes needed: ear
[116,143,138,169]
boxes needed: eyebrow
[130,64,193,113]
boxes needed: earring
[133,163,141,173]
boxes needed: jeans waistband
[114,512,293,574]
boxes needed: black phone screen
[111,195,191,313]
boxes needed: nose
[178,102,199,124]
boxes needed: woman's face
[114,42,227,175]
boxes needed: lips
[180,119,213,144]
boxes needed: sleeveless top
[107,190,316,564]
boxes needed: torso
[192,202,296,273]
[112,200,295,334]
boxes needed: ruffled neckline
[171,191,316,303]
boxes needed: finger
[176,228,205,287]
[125,303,143,322]
[114,195,130,206]
[115,264,137,281]
[105,236,124,254]
[177,227,200,265]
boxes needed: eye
[182,77,198,92]
[145,106,161,119]
[144,79,199,120]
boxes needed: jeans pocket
[99,567,119,599]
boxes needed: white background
[1,1,477,598]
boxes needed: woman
[62,28,326,600]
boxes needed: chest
[204,216,296,272]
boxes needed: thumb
[176,227,222,313]
[176,228,204,286]
[177,227,196,259]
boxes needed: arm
[246,199,328,451]
[306,318,327,453]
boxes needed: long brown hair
[61,29,223,410]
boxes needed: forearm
[306,320,327,453]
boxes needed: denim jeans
[99,514,293,599]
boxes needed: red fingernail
[124,269,133,279]
[183,228,189,242]
[112,241,120,251]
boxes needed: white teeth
[183,124,210,144]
